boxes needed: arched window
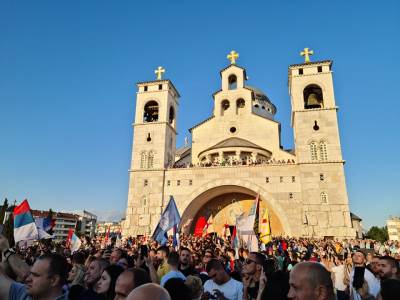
[310,142,318,161]
[140,152,147,169]
[319,141,328,161]
[228,75,237,90]
[303,85,323,109]
[321,192,328,204]
[147,151,154,168]
[143,101,159,122]
[221,100,230,116]
[168,106,175,124]
[236,98,245,114]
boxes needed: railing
[171,158,296,169]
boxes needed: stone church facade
[122,52,356,239]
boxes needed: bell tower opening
[228,74,237,90]
[236,98,245,114]
[303,84,323,109]
[221,100,230,116]
[168,106,175,125]
[143,100,159,122]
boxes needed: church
[122,49,357,239]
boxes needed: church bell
[307,93,321,108]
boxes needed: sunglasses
[245,259,256,265]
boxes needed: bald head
[288,262,334,300]
[297,262,333,289]
[127,283,171,300]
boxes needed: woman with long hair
[95,264,124,300]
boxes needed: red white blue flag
[13,200,38,243]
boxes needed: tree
[3,212,14,247]
[366,226,389,242]
[0,198,8,224]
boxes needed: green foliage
[366,226,389,242]
[0,198,8,224]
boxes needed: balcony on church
[171,146,295,169]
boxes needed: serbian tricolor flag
[67,229,81,253]
[13,200,38,243]
[231,226,239,258]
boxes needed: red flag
[231,226,238,249]
[105,226,110,243]
[13,199,31,215]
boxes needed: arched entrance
[180,185,285,236]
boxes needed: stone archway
[179,184,290,235]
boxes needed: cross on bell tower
[227,50,239,64]
[300,48,314,63]
[155,66,165,80]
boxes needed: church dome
[245,85,277,115]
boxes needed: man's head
[127,283,171,300]
[227,248,235,259]
[202,250,213,264]
[167,251,180,269]
[157,246,170,261]
[85,258,110,287]
[114,268,151,300]
[25,253,68,297]
[111,249,124,265]
[352,251,366,266]
[379,278,400,300]
[242,252,266,276]
[206,259,229,285]
[179,247,191,267]
[377,256,399,281]
[371,256,381,275]
[287,262,334,300]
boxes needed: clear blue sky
[1,1,399,227]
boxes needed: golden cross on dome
[300,48,314,63]
[155,66,165,80]
[227,50,239,64]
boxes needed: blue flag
[152,196,181,245]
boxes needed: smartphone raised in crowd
[140,245,148,258]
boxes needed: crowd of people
[172,158,296,169]
[0,234,399,300]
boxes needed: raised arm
[0,235,14,300]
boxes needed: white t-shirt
[349,268,380,300]
[331,264,346,291]
[203,278,243,300]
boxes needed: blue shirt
[160,270,186,286]
[9,282,68,300]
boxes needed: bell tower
[124,67,180,237]
[288,49,355,238]
[288,50,342,163]
[131,66,179,170]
